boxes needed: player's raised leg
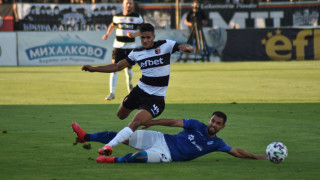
[72,122,118,144]
[105,109,153,148]
[72,122,87,143]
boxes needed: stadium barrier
[0,32,17,66]
[15,30,193,66]
[1,27,319,66]
[13,2,320,31]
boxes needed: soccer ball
[266,142,288,164]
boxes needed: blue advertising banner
[0,32,17,66]
[18,31,112,66]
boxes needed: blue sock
[84,131,117,144]
[115,153,134,163]
[115,152,148,163]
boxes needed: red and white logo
[155,47,161,54]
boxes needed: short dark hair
[140,23,155,33]
[212,111,227,124]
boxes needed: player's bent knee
[117,106,132,120]
[130,151,148,163]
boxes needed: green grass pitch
[0,61,319,180]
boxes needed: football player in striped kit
[102,0,143,101]
[82,23,194,156]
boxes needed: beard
[207,126,217,136]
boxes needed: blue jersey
[164,119,232,161]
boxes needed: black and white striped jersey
[126,40,180,97]
[112,12,143,49]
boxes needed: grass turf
[0,61,320,179]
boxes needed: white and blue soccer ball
[266,142,288,164]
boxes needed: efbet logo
[261,29,320,60]
[25,34,107,60]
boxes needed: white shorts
[128,130,172,163]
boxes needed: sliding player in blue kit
[81,23,194,156]
[72,111,267,163]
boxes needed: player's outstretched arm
[143,118,184,129]
[228,148,267,160]
[127,32,140,38]
[102,23,116,40]
[82,59,130,73]
[178,44,194,53]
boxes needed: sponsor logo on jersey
[119,24,134,29]
[155,47,161,54]
[207,141,214,145]
[188,134,203,151]
[139,57,164,68]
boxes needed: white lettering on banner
[22,23,108,31]
[36,57,96,64]
[209,11,284,29]
[270,12,284,27]
[251,12,269,28]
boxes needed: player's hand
[82,65,94,72]
[179,44,194,53]
[142,124,150,129]
[102,34,108,40]
[98,145,113,156]
[127,32,134,38]
[142,120,155,129]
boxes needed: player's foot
[72,121,87,143]
[98,145,113,156]
[96,156,115,163]
[105,93,115,101]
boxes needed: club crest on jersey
[130,18,134,22]
[207,141,214,145]
[155,48,161,54]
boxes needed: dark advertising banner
[15,2,320,31]
[0,4,14,31]
[140,2,320,29]
[201,2,320,29]
[16,3,123,31]
[222,28,320,61]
